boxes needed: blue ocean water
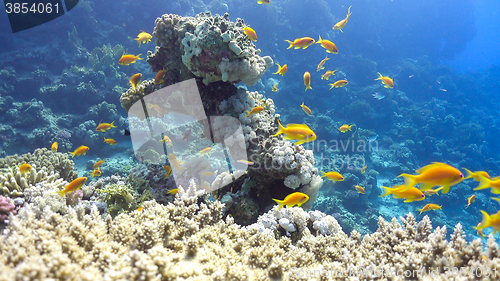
[0,0,499,245]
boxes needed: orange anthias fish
[417,204,442,215]
[168,153,183,171]
[316,35,338,54]
[243,26,257,41]
[285,37,315,49]
[361,165,367,174]
[237,159,254,165]
[272,83,278,92]
[355,185,366,194]
[167,188,179,195]
[338,124,353,133]
[56,177,87,197]
[465,194,476,209]
[70,145,89,158]
[423,189,439,196]
[257,0,270,4]
[155,69,167,84]
[51,142,58,152]
[316,56,330,72]
[399,162,464,194]
[333,5,352,33]
[246,106,264,117]
[96,121,116,132]
[273,63,287,76]
[93,159,105,169]
[272,192,309,210]
[475,210,500,235]
[300,102,313,116]
[200,147,212,154]
[379,185,425,203]
[19,163,32,174]
[90,167,102,177]
[321,70,337,80]
[304,71,312,91]
[135,31,152,47]
[375,72,394,88]
[273,120,316,146]
[321,171,344,181]
[329,80,348,89]
[164,165,172,179]
[130,73,142,90]
[118,53,143,65]
[104,138,117,145]
[160,135,172,146]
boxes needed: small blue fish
[372,92,385,100]
[367,134,378,142]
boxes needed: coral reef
[0,180,496,280]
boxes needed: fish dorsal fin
[416,162,447,174]
[286,124,311,129]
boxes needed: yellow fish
[69,145,89,158]
[316,35,338,54]
[246,106,264,117]
[465,195,476,209]
[379,185,425,203]
[304,71,312,91]
[164,165,172,179]
[272,83,278,92]
[316,56,330,72]
[19,163,32,174]
[160,135,172,146]
[329,80,348,89]
[155,68,167,84]
[257,0,270,4]
[361,165,367,174]
[200,147,212,154]
[463,168,490,181]
[300,102,313,116]
[243,26,257,41]
[338,124,353,133]
[423,189,439,196]
[90,167,101,177]
[474,174,500,194]
[96,121,116,132]
[475,210,500,235]
[135,31,152,47]
[273,120,316,146]
[399,162,464,194]
[237,160,254,165]
[321,70,337,80]
[321,171,344,181]
[118,53,143,65]
[104,137,117,145]
[51,142,58,152]
[355,185,366,194]
[167,188,179,195]
[273,63,287,76]
[56,177,87,197]
[129,73,142,90]
[272,192,309,210]
[285,37,315,49]
[417,203,442,215]
[375,72,394,88]
[333,6,352,33]
[93,159,105,169]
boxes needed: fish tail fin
[285,40,294,49]
[316,35,322,43]
[474,174,491,191]
[273,64,281,74]
[462,168,475,180]
[347,5,352,16]
[111,120,116,127]
[272,198,285,210]
[56,190,65,198]
[379,186,393,197]
[305,85,312,91]
[398,173,417,190]
[245,111,251,117]
[320,171,327,178]
[301,102,305,108]
[475,210,491,230]
[69,151,76,158]
[273,119,285,137]
[375,72,383,80]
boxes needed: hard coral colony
[0,1,498,280]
